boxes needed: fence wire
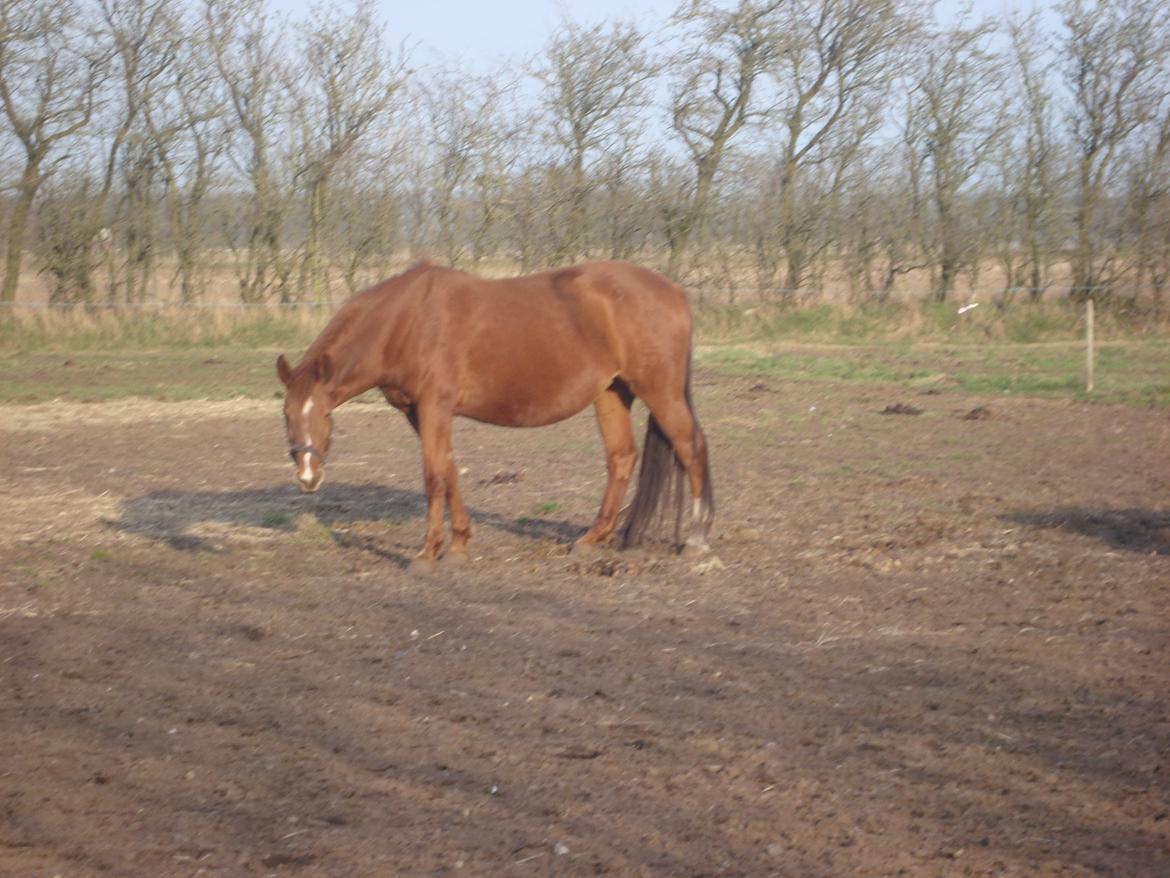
[0,286,1118,311]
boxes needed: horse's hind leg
[638,391,713,557]
[574,384,636,554]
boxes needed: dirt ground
[1,368,1168,877]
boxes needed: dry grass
[0,306,326,351]
[4,253,1167,357]
[0,397,270,432]
[3,251,1083,308]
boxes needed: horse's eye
[289,448,298,461]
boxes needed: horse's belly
[458,360,609,427]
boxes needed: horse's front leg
[413,403,456,569]
[403,402,470,566]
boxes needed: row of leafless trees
[2,0,1169,308]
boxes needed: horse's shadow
[1005,507,1170,555]
[107,482,583,563]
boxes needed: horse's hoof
[682,541,710,560]
[442,549,471,565]
[410,557,437,575]
[571,539,598,556]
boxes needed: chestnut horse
[276,260,714,568]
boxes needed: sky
[273,0,1052,73]
[379,0,680,70]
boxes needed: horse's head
[276,352,335,493]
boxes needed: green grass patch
[261,511,292,529]
[696,340,1170,407]
[2,339,1165,407]
[0,348,285,402]
[692,298,1154,345]
[2,300,1167,407]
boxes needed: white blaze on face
[297,395,316,484]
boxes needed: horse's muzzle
[296,464,322,493]
[291,444,325,493]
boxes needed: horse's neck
[323,347,376,409]
[321,281,411,408]
[320,327,389,408]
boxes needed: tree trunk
[1,163,41,303]
[666,153,720,280]
[302,177,327,304]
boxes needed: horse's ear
[276,354,292,386]
[316,352,334,385]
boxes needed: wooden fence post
[1086,297,1095,393]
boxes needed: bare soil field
[1,368,1168,877]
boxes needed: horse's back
[489,260,692,350]
[536,260,689,318]
[424,259,689,347]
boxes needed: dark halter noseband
[289,443,326,464]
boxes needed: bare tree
[867,102,934,298]
[141,4,227,303]
[0,0,106,303]
[32,171,109,305]
[535,18,654,263]
[1061,0,1170,299]
[907,16,1006,301]
[464,98,527,268]
[831,140,925,302]
[99,0,178,305]
[758,0,922,294]
[665,0,785,279]
[3,0,171,306]
[290,0,407,302]
[329,150,403,294]
[500,154,562,271]
[596,133,657,261]
[13,1,169,307]
[990,13,1065,302]
[1124,94,1170,311]
[205,0,292,303]
[420,68,518,267]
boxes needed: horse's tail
[620,354,714,550]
